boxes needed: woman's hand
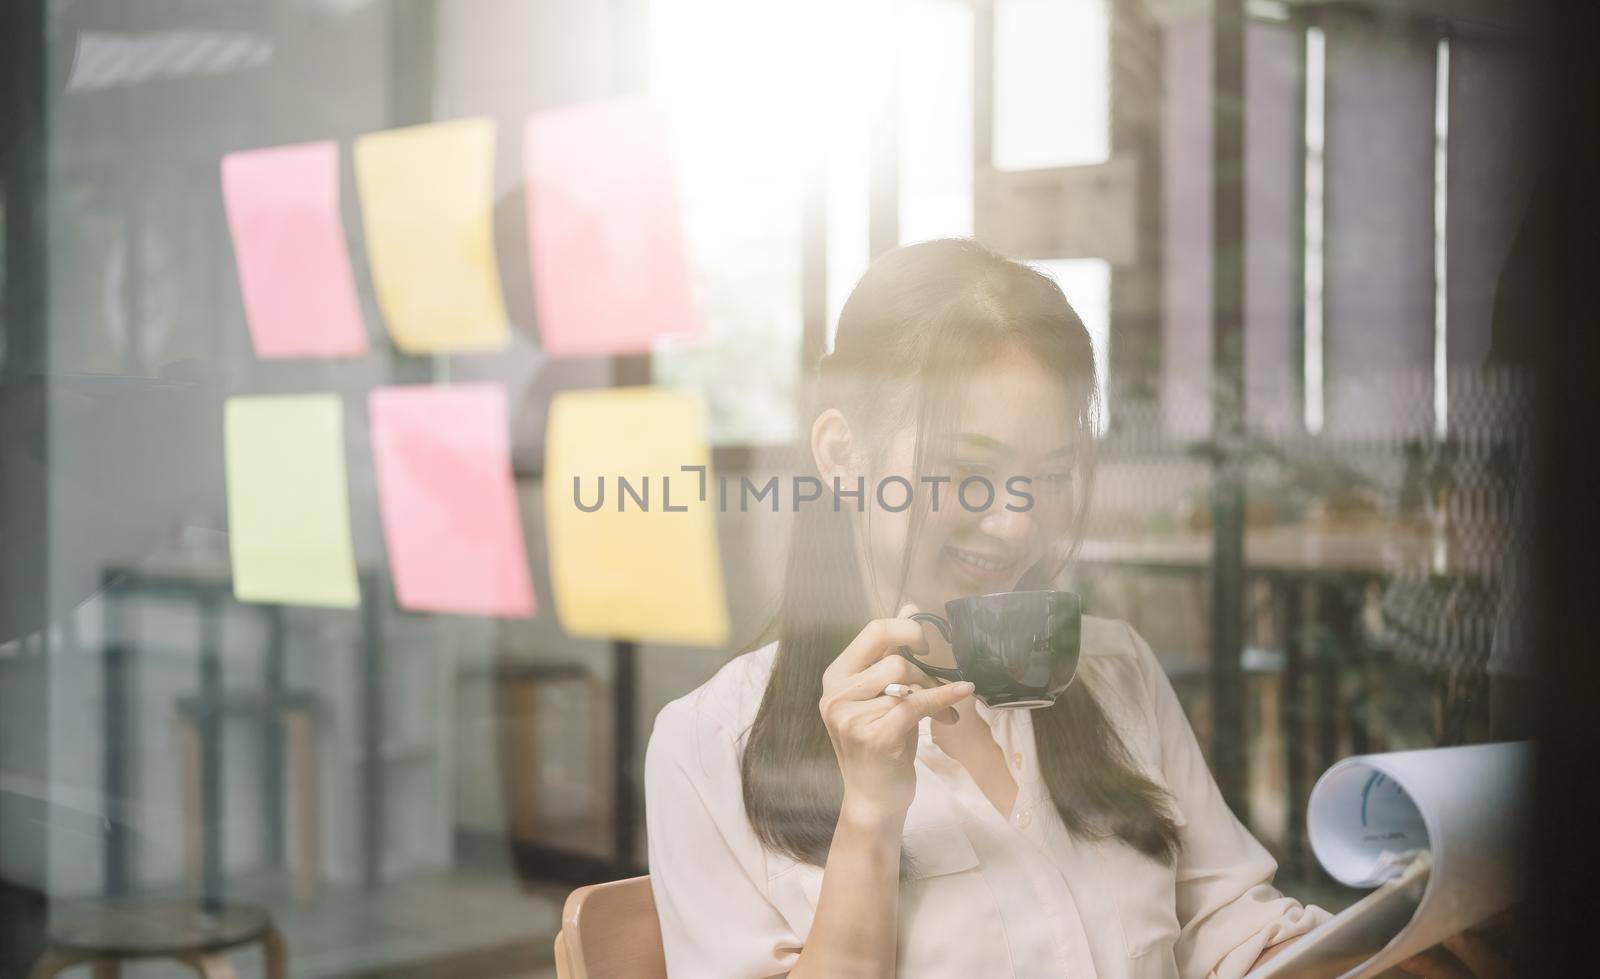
[1397,910,1521,979]
[790,608,972,979]
[819,605,975,826]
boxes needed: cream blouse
[643,616,1329,978]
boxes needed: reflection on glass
[1033,258,1111,434]
[2,3,1541,976]
[899,0,973,244]
[647,0,810,444]
[1433,37,1450,440]
[826,138,869,353]
[1304,24,1327,434]
[993,0,1110,171]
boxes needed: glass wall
[0,0,1543,976]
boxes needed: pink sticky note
[222,140,369,358]
[369,383,535,618]
[524,96,700,357]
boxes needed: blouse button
[1010,751,1023,770]
[1015,809,1032,828]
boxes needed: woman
[644,239,1327,977]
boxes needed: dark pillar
[1208,0,1248,816]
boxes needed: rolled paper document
[1304,741,1533,978]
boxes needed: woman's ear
[810,408,859,484]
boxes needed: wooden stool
[177,692,320,902]
[495,662,613,850]
[28,900,284,979]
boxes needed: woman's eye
[1040,472,1073,489]
[954,461,993,478]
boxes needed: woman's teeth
[946,545,1017,576]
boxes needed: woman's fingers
[1397,951,1471,979]
[877,681,975,734]
[1398,932,1514,979]
[824,616,928,683]
[1442,932,1513,979]
[831,653,926,703]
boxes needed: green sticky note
[225,394,360,608]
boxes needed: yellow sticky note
[353,117,510,353]
[225,394,360,608]
[545,388,729,646]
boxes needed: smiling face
[839,348,1084,619]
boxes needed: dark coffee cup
[898,590,1082,709]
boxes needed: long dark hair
[740,239,1181,868]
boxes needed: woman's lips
[944,543,1021,584]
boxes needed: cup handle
[898,612,965,683]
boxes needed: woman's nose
[978,503,1034,545]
